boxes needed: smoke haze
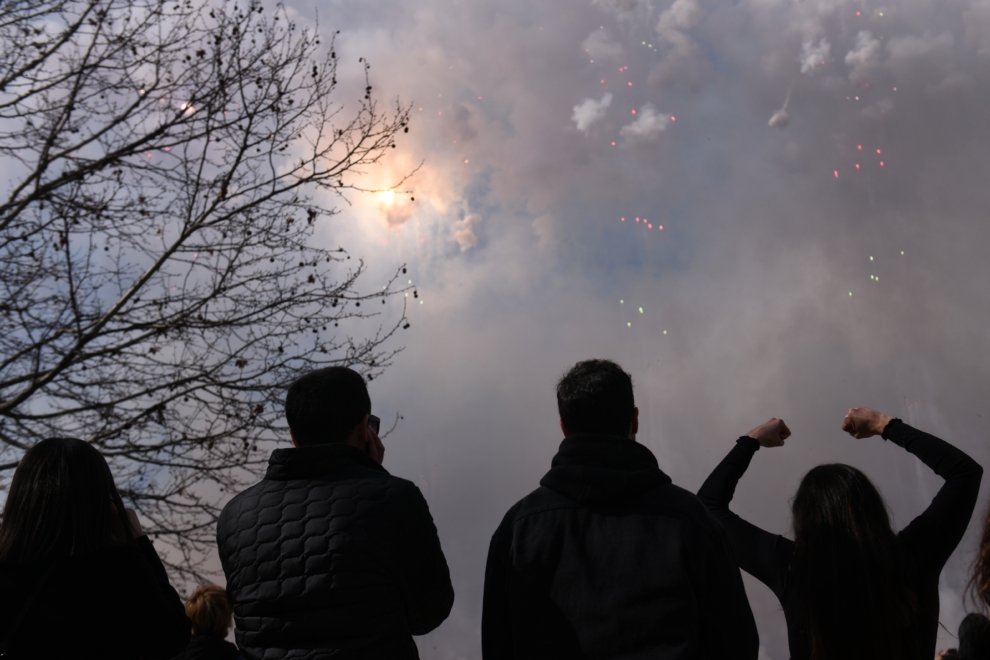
[230,0,990,656]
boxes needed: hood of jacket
[265,442,388,480]
[539,433,671,507]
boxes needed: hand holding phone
[365,414,384,465]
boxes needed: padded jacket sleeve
[392,483,455,635]
[697,437,792,598]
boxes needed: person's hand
[841,407,893,439]
[936,649,959,660]
[746,418,791,448]
[362,415,385,465]
[110,504,144,544]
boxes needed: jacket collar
[265,442,388,480]
[539,433,672,506]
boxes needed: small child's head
[959,612,990,660]
[186,584,233,637]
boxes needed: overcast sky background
[217,0,990,656]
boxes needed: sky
[227,0,990,656]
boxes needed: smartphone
[368,414,381,435]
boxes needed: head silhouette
[285,366,371,446]
[0,437,132,563]
[789,463,918,660]
[186,584,234,637]
[556,359,635,438]
[958,612,990,660]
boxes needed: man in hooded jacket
[481,359,759,659]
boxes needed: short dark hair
[556,359,635,436]
[285,366,371,446]
[0,438,133,563]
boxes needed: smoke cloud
[768,90,791,130]
[800,38,831,74]
[572,93,613,132]
[768,107,789,129]
[195,0,990,657]
[582,29,624,62]
[845,31,881,84]
[453,214,482,251]
[620,103,671,143]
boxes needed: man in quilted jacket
[481,359,759,659]
[217,366,454,659]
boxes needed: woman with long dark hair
[698,408,983,660]
[0,437,190,658]
[969,502,990,613]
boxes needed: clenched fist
[746,418,791,448]
[841,407,893,439]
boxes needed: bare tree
[0,0,414,580]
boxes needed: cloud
[453,214,481,250]
[650,0,714,91]
[886,31,955,63]
[582,29,623,62]
[648,39,714,90]
[884,32,955,79]
[532,214,556,251]
[657,0,702,33]
[572,93,613,132]
[383,203,415,227]
[445,103,477,142]
[620,104,671,143]
[800,38,830,74]
[845,31,881,83]
[860,97,894,119]
[964,0,990,56]
[592,0,640,12]
[928,70,973,94]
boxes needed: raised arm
[843,408,983,569]
[697,418,794,598]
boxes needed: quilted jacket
[217,443,454,660]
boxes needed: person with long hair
[698,408,983,660]
[969,502,990,615]
[0,437,190,658]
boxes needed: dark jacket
[170,633,241,660]
[217,443,454,660]
[698,420,984,660]
[0,535,190,659]
[482,433,760,660]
